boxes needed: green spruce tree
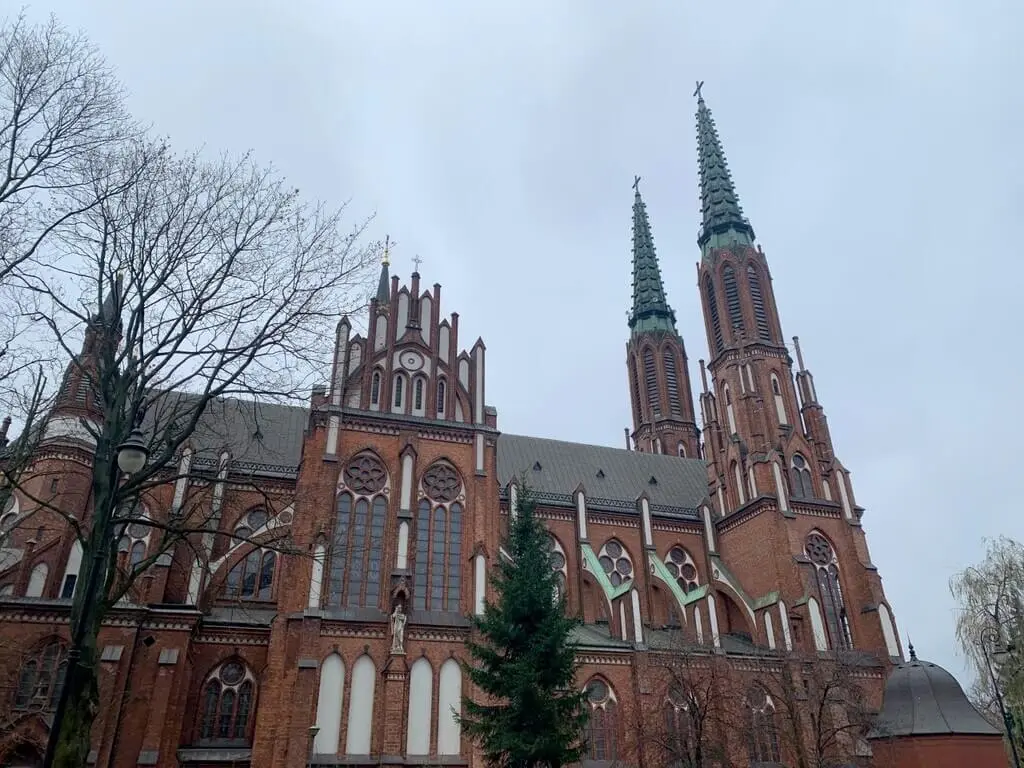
[459,480,589,768]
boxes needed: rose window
[586,679,610,705]
[423,463,462,503]
[665,547,700,593]
[805,532,833,566]
[343,455,387,494]
[597,540,633,587]
[232,508,270,540]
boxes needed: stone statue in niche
[390,601,407,655]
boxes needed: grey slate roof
[869,653,1001,738]
[142,393,307,478]
[497,434,708,519]
[155,399,710,515]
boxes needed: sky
[21,0,1024,685]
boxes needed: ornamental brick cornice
[577,653,632,666]
[194,633,269,646]
[408,627,468,643]
[320,624,386,640]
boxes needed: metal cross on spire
[412,255,423,273]
[382,235,392,266]
[632,175,641,192]
[693,80,704,99]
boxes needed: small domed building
[869,645,1009,767]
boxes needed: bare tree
[950,536,1024,742]
[747,648,877,768]
[3,124,379,765]
[631,636,739,768]
[0,11,140,503]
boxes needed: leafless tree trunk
[747,649,876,768]
[950,536,1024,745]
[5,127,378,764]
[0,11,140,498]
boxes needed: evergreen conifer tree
[459,480,589,768]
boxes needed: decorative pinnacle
[628,178,676,336]
[695,86,756,253]
[376,236,392,305]
[908,641,917,661]
[382,235,392,267]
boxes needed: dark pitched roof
[869,652,1001,739]
[496,434,708,519]
[142,393,307,478]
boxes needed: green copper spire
[695,83,755,254]
[629,176,677,336]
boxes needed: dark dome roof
[870,646,1001,739]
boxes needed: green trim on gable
[650,553,708,608]
[581,543,633,601]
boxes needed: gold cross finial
[382,235,392,267]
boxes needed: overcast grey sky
[24,0,1023,683]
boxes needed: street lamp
[116,427,149,475]
[42,426,150,768]
[980,626,1022,768]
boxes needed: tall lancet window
[414,462,464,612]
[643,348,660,416]
[747,265,771,341]
[805,532,853,650]
[663,348,682,417]
[328,454,389,609]
[722,264,745,337]
[704,275,724,354]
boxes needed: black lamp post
[980,625,1022,768]
[42,425,149,768]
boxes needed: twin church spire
[627,87,819,476]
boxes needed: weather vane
[693,80,704,99]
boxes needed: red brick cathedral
[0,94,1008,768]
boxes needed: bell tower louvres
[625,178,700,458]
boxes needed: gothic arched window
[747,264,771,341]
[746,686,781,764]
[597,539,633,588]
[665,684,698,764]
[13,642,66,711]
[704,275,724,353]
[224,509,276,601]
[643,348,660,416]
[370,369,382,406]
[547,534,568,603]
[663,348,682,416]
[771,372,788,425]
[805,532,853,650]
[722,264,745,337]
[584,679,618,761]
[436,376,447,416]
[665,546,700,594]
[329,454,389,609]
[116,505,151,571]
[199,659,256,745]
[393,373,406,411]
[412,375,426,415]
[790,454,814,498]
[414,463,463,612]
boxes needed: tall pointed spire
[695,84,755,254]
[628,177,676,336]
[376,235,392,304]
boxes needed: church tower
[625,178,700,457]
[692,89,828,512]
